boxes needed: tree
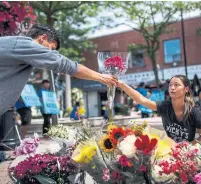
[31,2,101,111]
[104,1,194,87]
[31,1,100,62]
[0,1,36,36]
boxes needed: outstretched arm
[117,81,157,111]
[73,64,117,87]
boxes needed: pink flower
[1,1,10,8]
[119,155,133,167]
[139,165,147,172]
[102,168,110,181]
[194,173,201,184]
[15,134,40,156]
[180,172,188,183]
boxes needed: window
[128,51,144,68]
[164,39,181,63]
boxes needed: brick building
[72,16,201,117]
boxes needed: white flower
[152,165,176,183]
[118,135,137,158]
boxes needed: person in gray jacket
[0,24,117,116]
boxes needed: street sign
[21,84,41,107]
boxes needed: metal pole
[181,8,188,77]
[50,70,58,124]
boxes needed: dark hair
[170,75,195,120]
[26,24,60,50]
[42,79,50,84]
[76,102,80,107]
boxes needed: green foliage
[103,1,196,87]
[31,1,100,62]
[33,175,56,184]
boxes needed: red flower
[119,155,133,167]
[139,165,147,172]
[124,128,135,136]
[134,135,157,155]
[104,56,124,72]
[112,171,122,181]
[180,172,188,183]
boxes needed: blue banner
[21,84,41,107]
[138,104,153,114]
[42,91,59,114]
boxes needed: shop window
[128,51,144,68]
[164,39,181,63]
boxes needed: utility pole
[181,8,188,77]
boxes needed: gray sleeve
[13,37,78,75]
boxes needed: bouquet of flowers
[45,124,76,147]
[70,121,169,184]
[10,153,77,184]
[152,141,201,184]
[10,133,82,184]
[97,52,129,122]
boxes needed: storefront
[71,78,107,117]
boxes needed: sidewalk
[27,116,163,136]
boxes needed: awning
[71,78,107,92]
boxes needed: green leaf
[33,175,57,184]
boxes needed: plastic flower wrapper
[97,52,129,122]
[152,142,200,184]
[15,133,40,156]
[72,140,112,183]
[46,124,76,147]
[46,124,69,139]
[98,123,159,183]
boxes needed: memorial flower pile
[10,121,201,184]
[10,133,81,184]
[70,121,163,183]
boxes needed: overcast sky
[87,8,201,38]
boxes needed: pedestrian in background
[15,97,32,139]
[38,80,52,134]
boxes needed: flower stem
[107,86,116,123]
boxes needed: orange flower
[109,127,126,145]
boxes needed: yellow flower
[73,144,97,164]
[78,107,85,115]
[148,133,160,140]
[99,135,114,153]
[154,140,172,158]
[107,124,117,133]
[132,121,147,136]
